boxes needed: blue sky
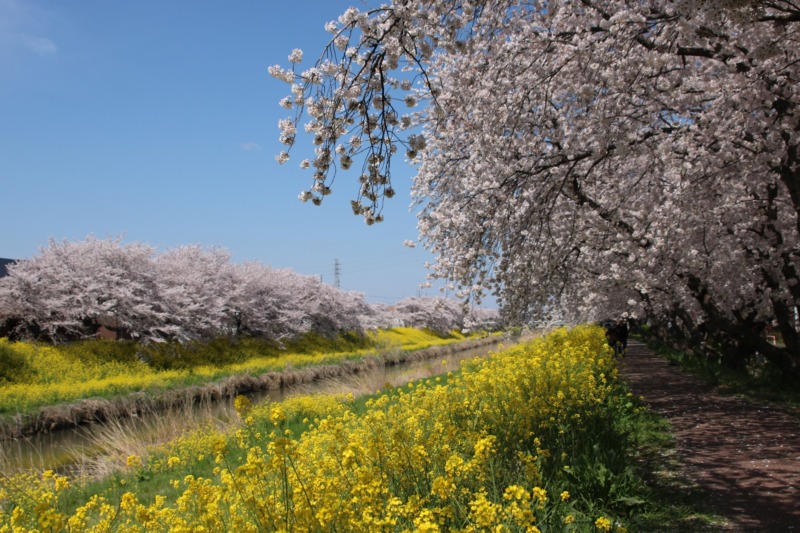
[0,0,464,305]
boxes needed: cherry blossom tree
[229,264,371,340]
[464,306,501,333]
[291,277,372,336]
[357,302,406,330]
[0,239,374,343]
[273,1,800,376]
[2,238,478,347]
[227,263,310,340]
[392,296,466,334]
[153,246,238,341]
[0,237,163,341]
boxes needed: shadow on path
[621,340,800,532]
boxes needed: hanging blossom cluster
[270,1,480,223]
[276,1,800,377]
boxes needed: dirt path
[620,340,800,532]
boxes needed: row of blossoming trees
[0,237,498,344]
[271,0,800,378]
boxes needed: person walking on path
[620,340,800,531]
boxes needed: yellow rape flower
[0,326,632,533]
[270,405,286,425]
[234,395,252,417]
[53,475,69,491]
[469,492,500,529]
[532,487,548,507]
[595,516,612,531]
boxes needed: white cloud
[241,141,263,152]
[0,0,58,59]
[22,35,57,56]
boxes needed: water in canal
[0,343,498,477]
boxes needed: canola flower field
[0,326,642,532]
[0,328,469,418]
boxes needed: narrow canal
[1,341,501,477]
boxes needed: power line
[301,252,427,276]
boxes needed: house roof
[0,258,15,278]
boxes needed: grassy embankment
[0,328,487,427]
[0,325,729,532]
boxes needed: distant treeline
[0,237,499,344]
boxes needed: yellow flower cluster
[1,326,629,531]
[0,329,469,416]
[0,470,71,532]
[369,327,468,351]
